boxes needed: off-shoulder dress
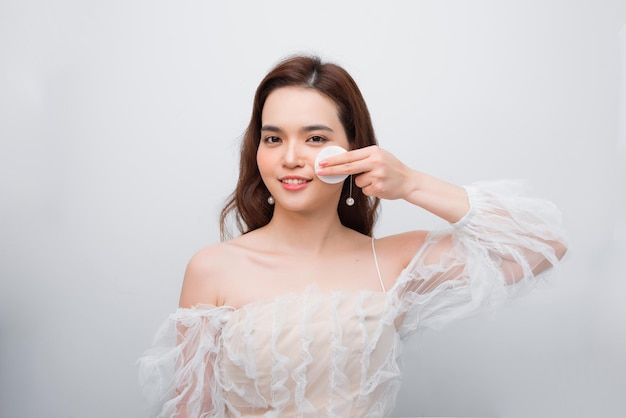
[138,181,566,417]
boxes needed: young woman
[139,55,567,417]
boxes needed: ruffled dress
[138,181,566,417]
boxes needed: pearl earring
[267,195,275,205]
[346,175,354,206]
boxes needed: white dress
[138,181,566,418]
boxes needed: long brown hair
[220,55,380,239]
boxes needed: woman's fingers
[316,145,413,200]
[316,146,377,176]
[355,172,389,197]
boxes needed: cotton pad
[315,146,348,184]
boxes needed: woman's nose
[282,142,305,168]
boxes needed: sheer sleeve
[392,180,567,338]
[138,306,232,418]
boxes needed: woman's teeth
[282,179,308,184]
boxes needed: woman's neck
[262,207,349,255]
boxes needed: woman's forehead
[261,87,341,129]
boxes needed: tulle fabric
[138,306,235,417]
[138,180,566,417]
[391,180,565,336]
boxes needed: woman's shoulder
[375,230,429,270]
[179,238,251,308]
[187,231,260,267]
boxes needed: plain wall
[1,1,625,417]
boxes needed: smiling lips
[280,176,312,190]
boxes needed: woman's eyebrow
[260,124,335,133]
[301,124,334,133]
[260,125,282,133]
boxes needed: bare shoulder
[375,230,429,270]
[178,242,238,308]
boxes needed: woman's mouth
[280,177,312,190]
[281,178,310,185]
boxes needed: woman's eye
[264,136,281,144]
[307,135,327,144]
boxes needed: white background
[1,1,625,417]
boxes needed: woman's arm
[139,245,231,417]
[318,147,567,333]
[138,307,228,418]
[401,172,567,281]
[393,180,567,334]
[317,145,567,275]
[317,145,470,222]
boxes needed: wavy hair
[220,55,379,239]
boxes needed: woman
[138,55,567,417]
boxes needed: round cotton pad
[315,146,348,184]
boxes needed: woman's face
[257,86,350,214]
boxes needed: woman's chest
[214,292,400,411]
[218,255,387,309]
